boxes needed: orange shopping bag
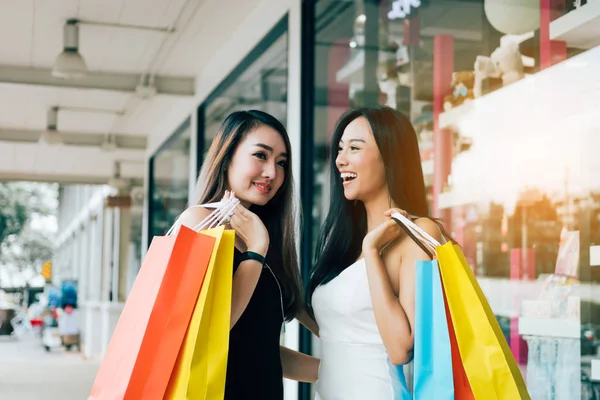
[89,225,216,400]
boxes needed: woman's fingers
[384,208,409,218]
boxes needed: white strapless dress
[312,258,411,400]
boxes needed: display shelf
[438,101,475,130]
[550,1,600,50]
[335,49,405,85]
[591,245,600,267]
[592,359,600,381]
[437,189,479,210]
[421,159,433,176]
[518,317,580,339]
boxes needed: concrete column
[106,195,133,303]
[78,223,89,303]
[101,206,113,302]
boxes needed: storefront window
[148,119,191,241]
[307,0,599,397]
[201,19,288,161]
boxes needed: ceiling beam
[0,65,195,96]
[0,141,146,184]
[0,128,147,150]
[0,172,143,186]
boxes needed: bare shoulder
[382,217,441,259]
[393,218,443,263]
[178,206,212,230]
[413,217,444,243]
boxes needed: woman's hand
[362,208,409,254]
[226,191,269,256]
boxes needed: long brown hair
[190,110,301,320]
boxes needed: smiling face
[335,116,388,202]
[226,125,288,207]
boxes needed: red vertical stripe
[433,35,454,227]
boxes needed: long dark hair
[190,110,301,320]
[306,106,429,315]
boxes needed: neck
[362,189,396,232]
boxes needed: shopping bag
[442,286,475,400]
[166,226,235,400]
[437,243,530,400]
[89,226,216,400]
[392,212,529,400]
[413,259,454,399]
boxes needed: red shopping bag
[442,289,475,400]
[89,226,216,400]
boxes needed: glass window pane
[310,1,599,396]
[203,31,288,160]
[149,121,191,239]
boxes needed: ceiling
[0,0,261,184]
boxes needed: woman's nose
[336,150,347,169]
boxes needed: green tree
[0,182,58,275]
[0,183,30,245]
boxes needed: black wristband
[239,251,266,266]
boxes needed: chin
[243,193,271,207]
[343,189,358,201]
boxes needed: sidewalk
[0,334,99,400]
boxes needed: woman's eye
[337,146,343,152]
[253,152,267,160]
[277,160,287,168]
[350,146,360,151]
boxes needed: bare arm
[363,218,442,365]
[296,305,319,337]
[179,204,268,329]
[280,346,320,383]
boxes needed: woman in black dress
[179,110,319,399]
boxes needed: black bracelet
[239,251,266,266]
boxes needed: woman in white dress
[305,106,445,399]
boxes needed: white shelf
[591,245,600,267]
[335,50,402,85]
[421,159,433,176]
[336,52,367,84]
[437,189,479,209]
[550,2,600,49]
[592,359,600,381]
[518,317,580,339]
[438,101,475,130]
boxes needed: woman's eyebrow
[339,139,366,144]
[253,143,287,157]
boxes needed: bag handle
[166,198,239,236]
[391,212,441,257]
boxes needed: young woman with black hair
[306,106,446,399]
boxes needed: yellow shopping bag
[165,226,235,400]
[437,243,530,400]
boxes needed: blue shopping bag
[413,259,454,399]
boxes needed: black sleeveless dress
[224,248,284,400]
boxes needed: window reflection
[203,32,288,159]
[149,120,191,239]
[311,1,599,397]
